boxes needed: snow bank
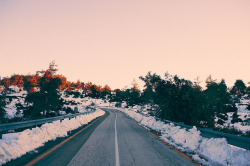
[119,108,250,166]
[0,108,105,165]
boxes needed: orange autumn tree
[24,75,38,93]
[10,74,20,86]
[55,75,67,90]
[89,84,103,98]
[75,80,82,90]
[24,61,63,119]
[102,85,111,97]
[1,77,11,92]
[84,82,93,95]
[17,76,24,90]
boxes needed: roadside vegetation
[0,62,249,137]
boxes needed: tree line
[111,72,250,130]
[0,62,111,95]
[0,61,112,122]
[0,62,249,129]
[138,72,250,128]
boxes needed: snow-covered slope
[2,87,114,119]
[215,95,250,133]
[3,86,27,119]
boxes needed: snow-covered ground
[118,108,250,166]
[62,93,116,112]
[229,95,250,132]
[0,108,105,165]
[4,86,27,119]
[214,95,250,133]
[2,87,115,119]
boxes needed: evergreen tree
[131,79,140,91]
[76,80,82,89]
[110,89,122,102]
[247,83,250,96]
[17,76,24,90]
[24,61,62,119]
[0,94,6,122]
[141,85,154,104]
[194,76,202,90]
[205,75,216,88]
[10,74,20,86]
[1,77,10,92]
[139,72,224,128]
[230,79,247,95]
[84,82,93,95]
[203,79,231,127]
[102,85,111,97]
[89,84,102,98]
[24,75,38,93]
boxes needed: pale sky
[1,0,249,90]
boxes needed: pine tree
[194,76,202,90]
[17,76,24,90]
[2,77,10,92]
[230,79,246,95]
[131,79,140,91]
[0,94,6,122]
[10,74,20,86]
[48,60,58,75]
[24,75,38,93]
[247,83,250,96]
[56,75,67,90]
[101,85,111,98]
[205,75,216,88]
[24,61,62,119]
[76,80,82,89]
[84,82,93,94]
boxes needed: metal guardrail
[0,110,95,139]
[161,119,250,150]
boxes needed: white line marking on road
[115,113,120,166]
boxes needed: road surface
[25,108,196,166]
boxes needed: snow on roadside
[118,108,250,166]
[0,108,105,165]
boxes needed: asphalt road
[25,108,196,166]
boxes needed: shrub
[73,92,81,98]
[241,118,250,126]
[64,107,74,114]
[231,112,243,124]
[231,118,243,124]
[217,113,228,121]
[247,103,250,111]
[217,119,225,125]
[115,102,122,107]
[224,104,237,113]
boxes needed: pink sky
[0,0,249,89]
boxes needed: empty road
[24,108,196,166]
